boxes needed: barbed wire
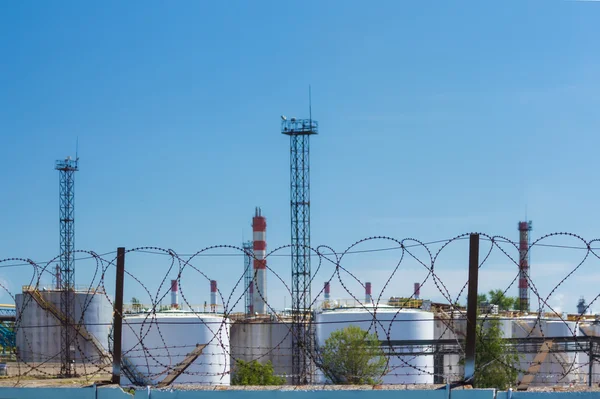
[2,232,600,387]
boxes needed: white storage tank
[513,317,579,386]
[15,289,112,366]
[315,306,434,384]
[121,312,230,386]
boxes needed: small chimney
[365,282,372,304]
[324,282,330,301]
[414,282,420,300]
[171,279,179,309]
[210,280,217,313]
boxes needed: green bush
[231,360,285,386]
[320,325,387,385]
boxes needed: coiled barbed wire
[1,232,600,387]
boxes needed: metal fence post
[112,247,125,384]
[464,233,480,384]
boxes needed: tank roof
[319,306,431,315]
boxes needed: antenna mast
[281,98,318,384]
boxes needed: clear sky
[1,1,599,314]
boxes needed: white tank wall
[15,291,112,364]
[513,318,580,386]
[315,308,434,384]
[122,313,230,385]
[230,319,293,383]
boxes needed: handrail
[121,355,152,386]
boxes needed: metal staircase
[515,320,574,389]
[26,288,110,363]
[121,355,152,386]
[157,344,207,387]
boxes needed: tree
[320,325,387,385]
[469,319,520,390]
[477,294,488,305]
[131,297,142,312]
[231,360,285,385]
[487,290,517,311]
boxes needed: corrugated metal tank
[513,317,579,386]
[15,290,112,364]
[230,317,293,383]
[315,307,434,384]
[121,312,230,385]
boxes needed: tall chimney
[414,282,420,300]
[171,279,179,309]
[324,282,330,301]
[518,221,532,312]
[365,282,372,304]
[252,207,267,314]
[210,280,217,313]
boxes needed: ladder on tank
[157,344,207,387]
[25,288,110,363]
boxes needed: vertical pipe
[252,208,267,314]
[414,282,421,300]
[589,338,594,388]
[210,280,217,313]
[170,279,179,309]
[324,282,330,301]
[365,282,372,304]
[464,234,480,384]
[112,247,125,385]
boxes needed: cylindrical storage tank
[315,307,434,384]
[230,318,293,384]
[121,312,230,386]
[15,290,112,367]
[434,314,466,383]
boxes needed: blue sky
[1,1,599,313]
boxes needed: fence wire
[1,232,600,388]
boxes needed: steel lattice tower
[282,116,317,384]
[243,241,254,316]
[55,156,78,377]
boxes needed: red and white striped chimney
[518,221,532,312]
[365,282,372,304]
[324,282,330,301]
[171,279,179,309]
[252,207,267,314]
[210,280,217,313]
[414,282,420,300]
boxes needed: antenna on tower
[309,85,312,123]
[76,137,79,162]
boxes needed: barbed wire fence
[1,232,600,388]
